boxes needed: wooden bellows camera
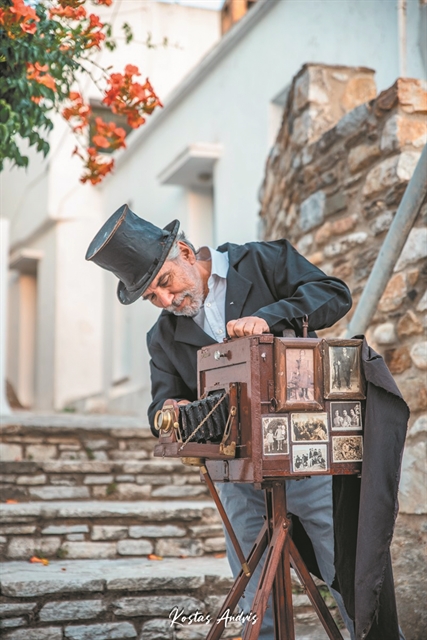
[154,335,365,484]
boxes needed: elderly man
[86,205,355,639]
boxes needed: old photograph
[332,436,363,462]
[330,402,362,430]
[286,348,315,402]
[292,444,328,473]
[262,416,289,456]
[324,341,365,399]
[291,412,329,442]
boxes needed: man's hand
[227,316,270,338]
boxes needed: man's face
[142,247,204,317]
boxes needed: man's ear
[178,241,196,264]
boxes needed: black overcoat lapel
[174,316,217,348]
[224,245,253,323]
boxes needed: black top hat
[85,204,180,305]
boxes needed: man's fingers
[227,316,269,337]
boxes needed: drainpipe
[345,143,427,338]
[0,218,11,416]
[398,0,407,77]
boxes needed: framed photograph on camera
[274,338,323,411]
[332,435,363,462]
[292,443,328,474]
[324,339,365,399]
[262,416,289,456]
[330,401,362,430]
[291,412,329,443]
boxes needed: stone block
[397,311,423,338]
[378,273,407,312]
[336,103,370,138]
[109,451,148,461]
[129,525,186,538]
[93,451,109,461]
[0,616,26,628]
[384,347,412,374]
[0,474,16,482]
[341,74,376,111]
[40,600,106,622]
[202,537,226,553]
[115,475,135,482]
[307,251,323,266]
[26,445,57,461]
[330,214,357,236]
[116,540,153,556]
[110,428,152,439]
[410,414,427,436]
[65,623,137,640]
[16,474,47,485]
[42,461,113,473]
[348,143,380,173]
[62,541,117,559]
[50,476,77,486]
[381,114,427,152]
[139,619,173,640]
[83,439,111,450]
[410,341,427,370]
[113,595,204,618]
[91,526,128,541]
[0,525,36,535]
[188,525,224,538]
[362,152,420,197]
[323,232,367,258]
[0,444,23,462]
[114,484,151,499]
[394,227,427,271]
[59,451,89,461]
[399,441,427,514]
[29,486,90,500]
[58,445,81,451]
[92,486,108,498]
[155,538,203,558]
[0,603,36,617]
[416,289,427,312]
[136,475,170,486]
[373,323,397,345]
[151,485,207,499]
[395,372,427,413]
[83,475,114,485]
[299,191,326,232]
[2,629,62,640]
[370,210,394,235]
[314,222,332,244]
[42,525,89,535]
[7,536,61,559]
[325,192,348,218]
[67,534,85,541]
[106,573,205,593]
[397,78,427,113]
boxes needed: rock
[91,526,128,541]
[114,484,151,500]
[82,439,111,451]
[407,268,420,287]
[25,445,57,461]
[0,603,37,616]
[397,311,423,338]
[2,629,62,640]
[16,474,47,485]
[110,451,148,461]
[115,475,135,482]
[128,525,186,538]
[7,537,61,559]
[378,273,407,312]
[296,233,313,255]
[381,114,427,152]
[113,595,204,618]
[66,534,85,541]
[410,414,427,436]
[40,600,106,622]
[0,525,36,535]
[384,347,412,374]
[42,461,113,473]
[0,617,26,629]
[29,486,90,500]
[395,372,427,413]
[370,210,394,235]
[135,475,170,486]
[299,192,326,232]
[416,289,427,312]
[330,214,358,235]
[151,485,207,498]
[83,475,114,485]
[397,77,427,113]
[362,151,420,197]
[410,342,427,370]
[62,542,117,559]
[155,538,204,558]
[373,322,397,345]
[0,474,16,483]
[348,144,381,173]
[0,444,23,462]
[64,623,137,640]
[92,486,107,499]
[399,442,427,514]
[188,525,224,538]
[341,75,376,111]
[116,540,153,556]
[323,232,367,258]
[325,192,348,217]
[307,251,323,266]
[394,227,427,271]
[314,222,332,244]
[42,525,89,535]
[139,620,173,640]
[202,537,226,553]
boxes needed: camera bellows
[179,392,228,443]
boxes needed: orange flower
[103,67,162,129]
[50,6,87,20]
[0,0,39,38]
[93,117,126,151]
[30,556,49,566]
[27,63,56,93]
[62,92,91,131]
[94,0,113,5]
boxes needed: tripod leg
[205,523,269,640]
[289,537,344,640]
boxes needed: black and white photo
[330,401,362,430]
[291,412,329,442]
[332,436,363,462]
[292,444,328,473]
[324,340,365,399]
[262,416,289,456]
[285,349,314,402]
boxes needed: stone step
[0,459,208,502]
[0,500,225,562]
[0,557,343,639]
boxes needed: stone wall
[259,63,427,639]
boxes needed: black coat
[147,239,352,430]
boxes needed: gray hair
[167,231,197,261]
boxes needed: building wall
[259,63,427,639]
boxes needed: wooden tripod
[200,472,345,640]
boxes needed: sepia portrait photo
[291,412,329,443]
[292,444,328,473]
[332,436,363,462]
[262,416,289,456]
[274,338,323,411]
[330,401,362,430]
[324,340,364,399]
[286,348,315,402]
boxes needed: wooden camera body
[154,335,365,484]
